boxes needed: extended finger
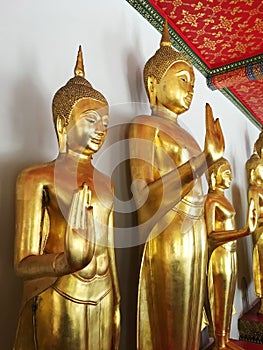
[205,103,214,130]
[215,118,225,145]
[81,183,89,229]
[69,191,79,227]
[249,198,255,210]
[75,186,84,229]
[87,188,92,207]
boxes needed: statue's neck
[209,187,225,195]
[59,149,93,166]
[68,149,93,160]
[151,105,178,122]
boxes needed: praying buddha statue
[246,131,263,314]
[13,46,120,350]
[128,20,225,349]
[205,158,256,350]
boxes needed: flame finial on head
[143,18,192,93]
[52,45,108,127]
[160,19,171,47]
[74,45,85,78]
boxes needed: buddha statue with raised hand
[13,46,120,350]
[205,158,256,350]
[129,20,225,349]
[246,131,263,315]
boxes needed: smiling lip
[91,137,102,144]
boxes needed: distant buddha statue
[128,20,225,349]
[246,131,263,314]
[13,46,120,350]
[205,157,256,350]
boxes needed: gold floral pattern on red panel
[148,0,263,68]
[230,82,263,125]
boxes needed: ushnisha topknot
[52,45,108,126]
[143,19,192,96]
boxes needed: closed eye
[102,115,109,128]
[86,118,96,124]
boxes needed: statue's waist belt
[172,197,204,220]
[53,270,112,304]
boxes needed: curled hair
[52,76,107,127]
[143,20,192,99]
[52,46,108,129]
[143,46,192,94]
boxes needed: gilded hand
[68,183,92,232]
[65,183,95,271]
[247,198,258,234]
[204,103,225,166]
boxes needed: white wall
[0,0,260,348]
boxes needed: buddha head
[246,153,263,186]
[206,157,232,191]
[144,20,194,115]
[253,130,263,158]
[52,46,109,156]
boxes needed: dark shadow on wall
[126,49,147,105]
[0,158,23,349]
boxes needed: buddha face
[253,164,263,185]
[155,61,195,115]
[255,137,263,158]
[216,163,232,189]
[66,98,109,156]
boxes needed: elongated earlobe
[147,75,157,106]
[211,173,216,191]
[56,117,67,153]
[250,169,256,184]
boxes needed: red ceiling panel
[147,0,263,69]
[229,81,263,125]
[126,0,263,128]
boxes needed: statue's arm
[108,210,120,303]
[129,121,208,223]
[205,195,255,252]
[248,186,261,244]
[107,210,120,350]
[14,176,96,279]
[14,170,63,279]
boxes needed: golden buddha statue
[128,20,225,349]
[205,158,256,350]
[246,132,263,314]
[13,46,120,350]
